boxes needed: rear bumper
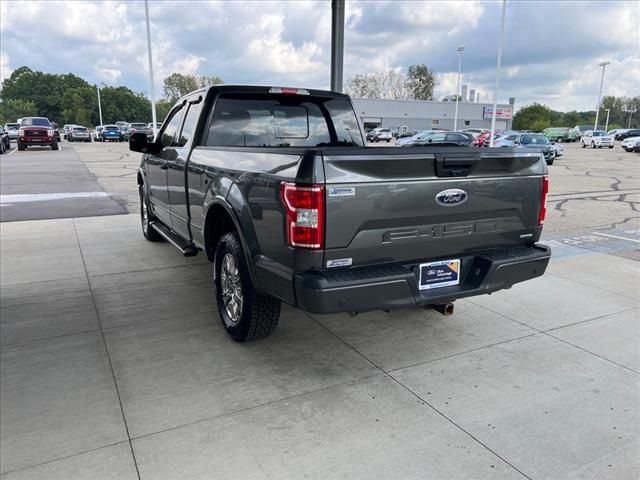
[295,244,551,314]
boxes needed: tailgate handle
[435,154,480,177]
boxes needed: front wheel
[608,146,614,149]
[139,185,162,242]
[546,159,554,166]
[581,142,586,148]
[51,142,59,151]
[592,142,596,149]
[17,141,25,151]
[214,232,281,342]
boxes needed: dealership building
[351,96,515,134]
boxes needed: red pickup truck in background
[17,117,59,151]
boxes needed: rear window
[21,118,50,127]
[73,127,88,132]
[104,126,119,131]
[130,123,147,128]
[521,134,549,145]
[206,94,363,147]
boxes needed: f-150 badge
[435,189,468,206]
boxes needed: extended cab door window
[161,108,184,147]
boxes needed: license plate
[419,259,460,290]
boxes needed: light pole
[593,61,610,131]
[489,0,507,147]
[453,46,464,131]
[604,108,610,132]
[144,0,158,138]
[96,86,104,127]
[625,107,637,128]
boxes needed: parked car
[551,142,564,157]
[572,125,603,141]
[17,117,58,150]
[621,136,640,152]
[101,125,124,142]
[615,129,640,141]
[115,121,129,133]
[402,131,474,147]
[395,130,439,146]
[147,122,162,130]
[68,126,92,142]
[607,128,628,138]
[461,128,485,138]
[62,124,75,140]
[492,133,517,147]
[511,133,555,165]
[4,123,19,142]
[543,127,572,142]
[94,125,104,141]
[0,126,10,153]
[129,84,550,342]
[125,122,152,141]
[580,130,614,149]
[473,130,492,147]
[366,128,393,142]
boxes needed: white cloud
[1,0,638,112]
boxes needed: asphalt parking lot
[1,141,638,479]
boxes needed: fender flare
[202,196,262,293]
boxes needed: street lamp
[453,46,464,131]
[144,0,158,138]
[489,0,507,147]
[604,108,610,132]
[593,61,610,131]
[96,86,104,127]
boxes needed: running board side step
[150,221,199,257]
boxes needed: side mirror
[428,139,433,143]
[130,131,159,154]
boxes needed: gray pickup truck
[130,85,550,342]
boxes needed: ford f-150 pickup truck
[130,85,551,342]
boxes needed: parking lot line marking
[7,148,17,155]
[0,192,111,206]
[591,232,640,244]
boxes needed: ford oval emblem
[435,189,468,206]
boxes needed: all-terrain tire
[139,184,162,242]
[214,232,281,342]
[51,141,59,150]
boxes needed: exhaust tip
[431,302,455,316]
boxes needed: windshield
[521,134,549,145]
[21,118,51,127]
[206,94,364,147]
[592,131,605,137]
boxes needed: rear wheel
[139,184,162,242]
[51,141,59,150]
[17,141,25,151]
[214,232,281,342]
[581,142,586,148]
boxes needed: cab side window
[177,103,200,147]
[161,107,184,148]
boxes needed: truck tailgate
[323,148,546,268]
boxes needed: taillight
[269,87,310,95]
[538,175,549,226]
[280,182,325,249]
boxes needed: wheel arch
[203,199,260,292]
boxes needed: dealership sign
[483,106,513,119]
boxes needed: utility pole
[96,86,104,127]
[144,0,158,138]
[604,108,610,132]
[330,0,345,92]
[453,46,464,131]
[489,0,507,147]
[593,61,610,131]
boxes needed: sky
[1,0,638,112]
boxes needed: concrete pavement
[1,213,638,479]
[0,144,126,222]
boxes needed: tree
[344,71,410,99]
[513,103,554,131]
[0,99,37,124]
[405,64,438,100]
[162,73,223,103]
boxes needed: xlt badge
[435,189,468,206]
